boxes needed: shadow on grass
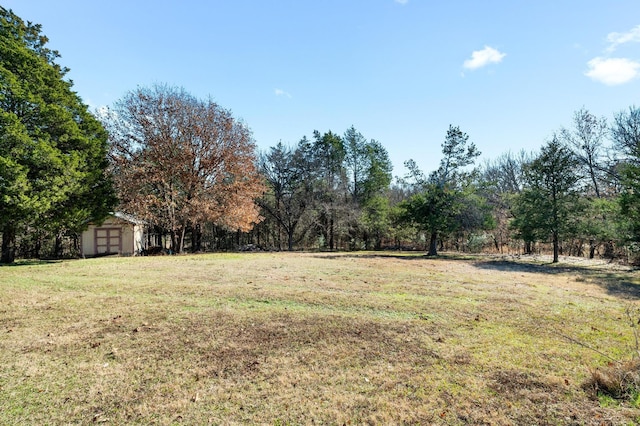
[309,251,484,262]
[310,251,640,300]
[474,258,640,300]
[0,259,63,267]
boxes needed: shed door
[95,228,122,254]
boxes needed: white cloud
[274,88,292,98]
[606,25,640,52]
[463,46,506,70]
[585,57,640,85]
[585,25,640,85]
[394,0,409,4]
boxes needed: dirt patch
[490,369,564,396]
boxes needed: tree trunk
[552,231,559,263]
[329,216,335,250]
[287,229,294,251]
[170,229,183,254]
[179,227,187,253]
[589,239,596,259]
[54,232,63,258]
[604,240,614,259]
[192,224,202,252]
[1,225,16,264]
[427,231,438,256]
[277,223,282,251]
[33,233,41,259]
[73,234,80,255]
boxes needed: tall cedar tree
[104,84,265,253]
[0,7,115,263]
[513,137,582,263]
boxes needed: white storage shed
[81,212,146,257]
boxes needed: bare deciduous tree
[560,108,608,198]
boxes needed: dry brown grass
[585,359,640,400]
[1,252,639,425]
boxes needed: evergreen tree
[399,125,481,256]
[0,7,115,263]
[512,137,582,262]
[310,130,346,250]
[612,106,640,243]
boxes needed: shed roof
[112,212,146,225]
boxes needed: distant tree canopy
[257,127,393,251]
[0,7,116,263]
[102,84,265,254]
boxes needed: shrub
[584,359,640,401]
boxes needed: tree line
[2,7,640,264]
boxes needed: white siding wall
[81,215,144,257]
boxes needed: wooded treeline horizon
[2,7,640,264]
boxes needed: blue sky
[4,0,640,176]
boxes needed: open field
[1,252,639,425]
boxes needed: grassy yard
[0,252,639,425]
